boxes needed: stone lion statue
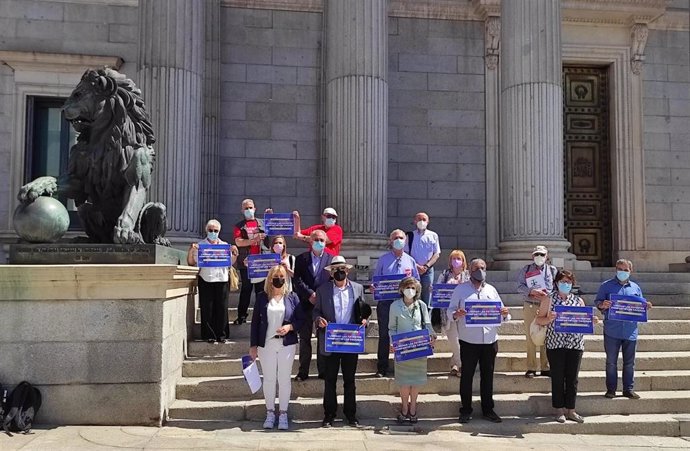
[18,68,169,245]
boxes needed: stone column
[137,0,205,238]
[325,0,388,253]
[495,0,575,266]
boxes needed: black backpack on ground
[1,381,42,436]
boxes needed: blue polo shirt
[594,277,644,341]
[374,251,420,279]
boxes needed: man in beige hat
[293,207,343,256]
[517,245,557,378]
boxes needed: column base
[492,239,590,271]
[339,234,389,284]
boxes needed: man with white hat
[517,245,557,378]
[293,207,343,256]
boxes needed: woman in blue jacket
[250,265,304,430]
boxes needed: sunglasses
[533,253,546,257]
[323,214,337,219]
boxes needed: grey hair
[469,258,486,268]
[241,198,254,207]
[615,258,633,271]
[389,229,405,240]
[205,219,221,230]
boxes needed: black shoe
[458,412,472,423]
[524,370,537,378]
[294,374,309,382]
[374,371,386,378]
[483,411,502,423]
[604,390,616,398]
[540,370,551,377]
[347,417,360,427]
[623,390,641,399]
[232,317,246,325]
[321,417,334,428]
[206,338,215,343]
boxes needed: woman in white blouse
[249,265,304,430]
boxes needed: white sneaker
[263,411,275,429]
[278,412,289,430]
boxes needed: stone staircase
[168,270,690,436]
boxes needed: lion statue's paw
[18,176,58,204]
[113,225,144,244]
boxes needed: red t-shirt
[234,219,261,255]
[301,224,343,256]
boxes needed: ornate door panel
[563,67,611,267]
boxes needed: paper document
[242,357,262,394]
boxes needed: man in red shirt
[234,198,267,325]
[293,207,343,256]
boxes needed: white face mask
[416,220,428,230]
[533,256,546,266]
[273,244,284,254]
[403,288,416,299]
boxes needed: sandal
[407,412,418,423]
[567,412,584,423]
[396,411,408,424]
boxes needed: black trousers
[237,268,264,320]
[297,302,325,377]
[323,352,359,420]
[198,276,229,341]
[459,340,498,415]
[546,347,583,409]
[376,299,393,374]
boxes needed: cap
[532,245,548,255]
[323,207,338,217]
[324,255,353,271]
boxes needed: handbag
[529,298,551,347]
[229,266,240,291]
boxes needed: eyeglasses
[323,214,337,219]
[533,253,546,257]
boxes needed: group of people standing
[188,201,652,429]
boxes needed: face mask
[312,241,325,252]
[558,282,572,294]
[451,258,463,269]
[470,268,486,282]
[271,277,285,289]
[273,244,284,254]
[333,269,347,282]
[207,231,218,241]
[417,220,428,230]
[403,288,416,299]
[243,208,255,219]
[392,238,405,250]
[533,256,546,266]
[616,270,630,282]
[324,218,336,227]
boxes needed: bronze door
[563,66,611,267]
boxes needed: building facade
[0,0,688,270]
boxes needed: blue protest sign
[554,305,594,334]
[264,213,295,236]
[247,253,281,279]
[464,300,502,327]
[324,323,365,353]
[392,329,433,362]
[608,294,648,322]
[430,283,456,309]
[198,243,231,267]
[372,274,406,302]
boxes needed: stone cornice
[0,51,123,73]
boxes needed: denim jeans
[604,334,637,392]
[419,268,434,306]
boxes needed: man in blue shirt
[594,259,653,399]
[405,212,441,306]
[372,229,420,377]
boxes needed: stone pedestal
[494,0,577,267]
[0,264,197,425]
[325,0,389,254]
[9,243,186,265]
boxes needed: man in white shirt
[447,258,510,424]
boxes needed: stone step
[181,351,690,377]
[167,390,690,422]
[165,414,690,437]
[175,370,690,401]
[187,334,690,359]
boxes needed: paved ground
[1,421,689,450]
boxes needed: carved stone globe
[13,196,70,243]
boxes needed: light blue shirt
[594,277,644,341]
[333,282,355,324]
[311,251,323,275]
[447,281,510,344]
[407,229,441,265]
[374,251,420,279]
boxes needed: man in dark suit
[314,255,371,427]
[293,229,333,381]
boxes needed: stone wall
[0,264,196,425]
[387,17,486,252]
[643,28,690,252]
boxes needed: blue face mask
[558,282,572,294]
[324,218,336,227]
[312,241,325,252]
[207,231,218,241]
[616,270,630,282]
[243,208,255,219]
[392,238,405,250]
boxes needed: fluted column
[137,0,204,237]
[325,0,388,251]
[496,0,574,264]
